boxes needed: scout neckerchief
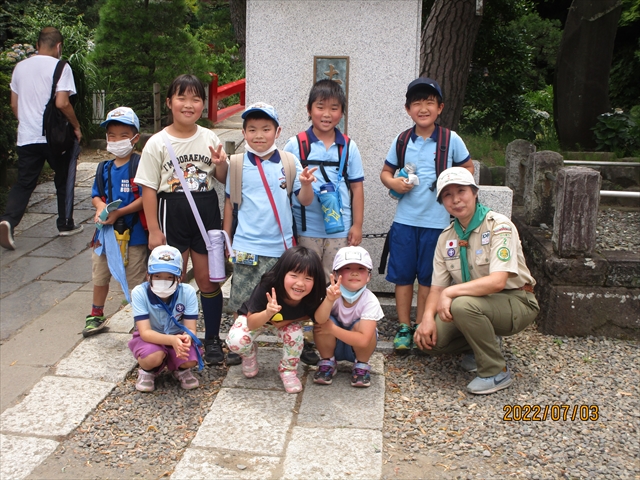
[153,284,204,371]
[453,203,491,283]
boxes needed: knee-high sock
[201,289,222,340]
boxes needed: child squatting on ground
[129,245,203,392]
[225,246,326,393]
[380,77,474,353]
[134,74,234,366]
[85,107,148,337]
[312,246,384,387]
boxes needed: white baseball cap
[333,246,373,271]
[148,245,182,276]
[436,167,478,201]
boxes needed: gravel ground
[595,209,640,253]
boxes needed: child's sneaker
[173,368,199,390]
[204,336,225,365]
[82,315,107,338]
[300,340,320,365]
[135,368,157,392]
[393,324,414,352]
[280,371,302,393]
[350,361,371,388]
[241,344,259,378]
[313,359,337,385]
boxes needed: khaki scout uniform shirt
[432,211,535,288]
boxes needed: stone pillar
[523,150,563,226]
[504,139,536,205]
[552,167,601,257]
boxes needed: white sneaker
[0,221,15,250]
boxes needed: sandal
[173,368,199,390]
[280,371,302,394]
[135,368,156,392]
[241,344,259,378]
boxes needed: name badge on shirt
[231,251,259,265]
[481,231,490,245]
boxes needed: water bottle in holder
[318,182,344,234]
[113,218,130,267]
[206,229,234,282]
[389,162,419,200]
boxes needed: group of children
[89,73,472,394]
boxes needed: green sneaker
[394,324,414,352]
[82,315,106,338]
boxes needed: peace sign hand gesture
[265,287,282,319]
[298,166,318,186]
[209,144,227,165]
[326,273,342,303]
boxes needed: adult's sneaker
[0,221,15,250]
[393,324,414,353]
[467,366,513,395]
[313,358,337,385]
[204,336,225,365]
[300,340,320,365]
[58,223,84,236]
[350,361,371,388]
[82,315,107,337]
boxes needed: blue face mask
[340,284,366,304]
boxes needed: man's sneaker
[350,361,371,388]
[226,351,242,366]
[58,224,84,236]
[467,366,513,395]
[300,340,320,365]
[204,336,225,365]
[394,324,414,353]
[460,353,477,372]
[82,315,107,338]
[135,368,157,392]
[173,368,199,389]
[313,359,337,385]
[0,221,15,250]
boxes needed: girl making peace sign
[226,246,325,393]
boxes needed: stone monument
[246,0,422,292]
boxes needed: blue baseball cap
[406,77,443,100]
[148,245,182,276]
[242,102,279,126]
[100,106,140,131]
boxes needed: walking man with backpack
[0,27,83,251]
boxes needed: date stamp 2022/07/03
[503,404,599,422]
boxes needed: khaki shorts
[297,236,348,284]
[92,245,148,288]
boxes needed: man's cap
[242,102,279,126]
[436,167,478,200]
[406,77,443,100]
[148,245,182,276]
[333,246,373,271]
[100,107,140,131]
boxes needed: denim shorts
[386,222,442,286]
[329,316,378,362]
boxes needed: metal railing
[208,73,246,124]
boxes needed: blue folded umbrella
[94,225,131,304]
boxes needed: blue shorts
[329,316,378,362]
[386,222,442,286]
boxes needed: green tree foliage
[609,0,640,111]
[92,0,212,127]
[460,0,562,143]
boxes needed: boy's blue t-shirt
[132,282,199,335]
[385,126,470,229]
[91,159,147,246]
[225,150,302,257]
[283,127,364,238]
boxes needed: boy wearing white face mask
[84,107,148,337]
[312,246,384,388]
[129,245,201,392]
[222,103,316,316]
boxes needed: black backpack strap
[95,161,107,201]
[128,153,142,228]
[395,128,413,171]
[431,125,451,191]
[42,60,67,135]
[378,234,391,274]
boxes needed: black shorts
[157,190,221,254]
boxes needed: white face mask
[244,143,278,157]
[106,137,135,158]
[150,279,178,298]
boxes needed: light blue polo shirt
[284,127,364,238]
[385,126,470,229]
[225,150,302,257]
[132,282,199,335]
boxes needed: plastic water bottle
[389,162,417,200]
[318,182,344,234]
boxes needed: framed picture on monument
[314,56,349,133]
